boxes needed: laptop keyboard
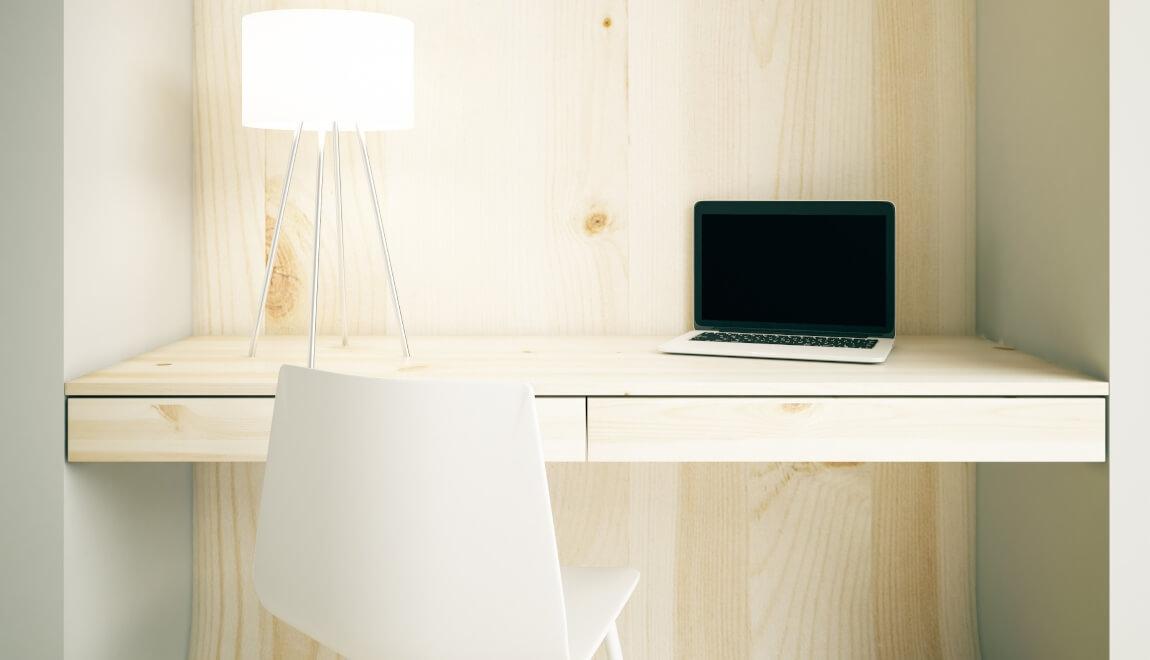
[691,331,878,350]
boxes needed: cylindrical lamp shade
[242,10,414,132]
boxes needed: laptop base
[658,330,894,364]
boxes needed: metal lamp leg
[249,121,304,358]
[307,131,328,369]
[356,124,412,358]
[332,122,349,347]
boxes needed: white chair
[255,366,639,660]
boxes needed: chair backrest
[255,366,570,660]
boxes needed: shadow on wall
[976,463,1108,660]
[64,463,192,660]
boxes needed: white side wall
[62,0,192,374]
[62,1,193,659]
[0,2,65,656]
[975,0,1109,658]
[1109,0,1150,655]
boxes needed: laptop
[659,200,896,364]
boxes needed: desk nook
[41,0,1112,658]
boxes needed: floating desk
[66,335,1107,463]
[64,335,1107,659]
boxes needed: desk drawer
[587,397,1106,462]
[68,396,587,462]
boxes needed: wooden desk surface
[66,334,1107,397]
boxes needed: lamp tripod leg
[356,124,412,358]
[332,123,349,348]
[307,131,327,369]
[249,122,304,358]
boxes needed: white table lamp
[242,9,414,366]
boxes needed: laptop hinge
[696,326,890,339]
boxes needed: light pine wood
[587,397,1106,462]
[69,398,275,462]
[192,0,974,337]
[181,0,987,656]
[191,463,978,660]
[872,0,976,335]
[67,396,587,463]
[67,337,1096,655]
[66,392,1106,464]
[190,464,337,660]
[65,335,1107,397]
[934,460,979,660]
[192,0,268,335]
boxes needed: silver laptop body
[659,201,896,365]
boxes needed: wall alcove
[54,0,1109,658]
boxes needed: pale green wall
[63,465,191,660]
[976,464,1108,658]
[0,1,65,656]
[2,1,194,657]
[976,0,1109,658]
[977,0,1109,377]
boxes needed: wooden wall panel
[192,0,268,335]
[193,0,974,336]
[873,0,976,334]
[746,463,874,658]
[191,463,978,660]
[190,1,978,657]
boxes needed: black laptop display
[659,200,896,363]
[695,201,895,337]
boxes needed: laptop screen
[695,201,895,336]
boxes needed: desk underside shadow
[190,463,978,660]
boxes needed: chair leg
[604,621,623,660]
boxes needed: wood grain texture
[69,398,275,462]
[191,464,344,660]
[193,0,268,335]
[192,0,974,337]
[191,463,979,660]
[587,397,1106,462]
[64,335,1108,397]
[184,0,985,656]
[67,396,587,463]
[65,393,1106,463]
